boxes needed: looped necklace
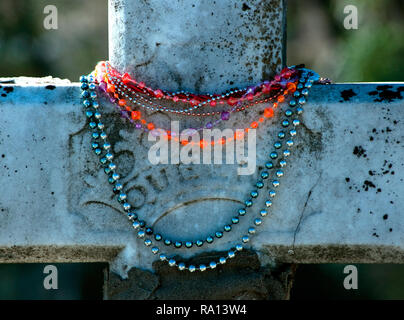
[90,61,301,145]
[80,63,320,272]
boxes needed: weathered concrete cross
[1,0,403,299]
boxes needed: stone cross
[0,0,403,300]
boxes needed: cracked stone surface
[1,81,403,272]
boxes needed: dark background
[0,0,403,299]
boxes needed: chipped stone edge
[0,245,123,263]
[2,244,404,264]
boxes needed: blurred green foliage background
[0,0,108,79]
[0,0,403,299]
[1,0,403,82]
[288,0,404,82]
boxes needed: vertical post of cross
[105,0,292,299]
[108,0,286,93]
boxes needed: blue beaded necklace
[80,66,320,272]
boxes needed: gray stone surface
[105,250,295,300]
[1,80,403,274]
[108,0,286,93]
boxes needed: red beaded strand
[92,61,301,147]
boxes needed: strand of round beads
[95,61,299,134]
[98,61,298,113]
[81,75,292,250]
[139,71,316,272]
[105,61,293,116]
[153,126,301,272]
[106,74,296,133]
[80,67,319,272]
[108,72,290,117]
[102,83,291,146]
[92,63,300,145]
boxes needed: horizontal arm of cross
[0,78,403,266]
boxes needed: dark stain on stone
[242,3,251,11]
[45,85,56,90]
[298,121,324,155]
[340,89,357,101]
[345,177,350,182]
[368,85,404,102]
[363,180,376,191]
[383,214,388,220]
[353,146,366,158]
[3,86,13,93]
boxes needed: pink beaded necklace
[92,61,300,146]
